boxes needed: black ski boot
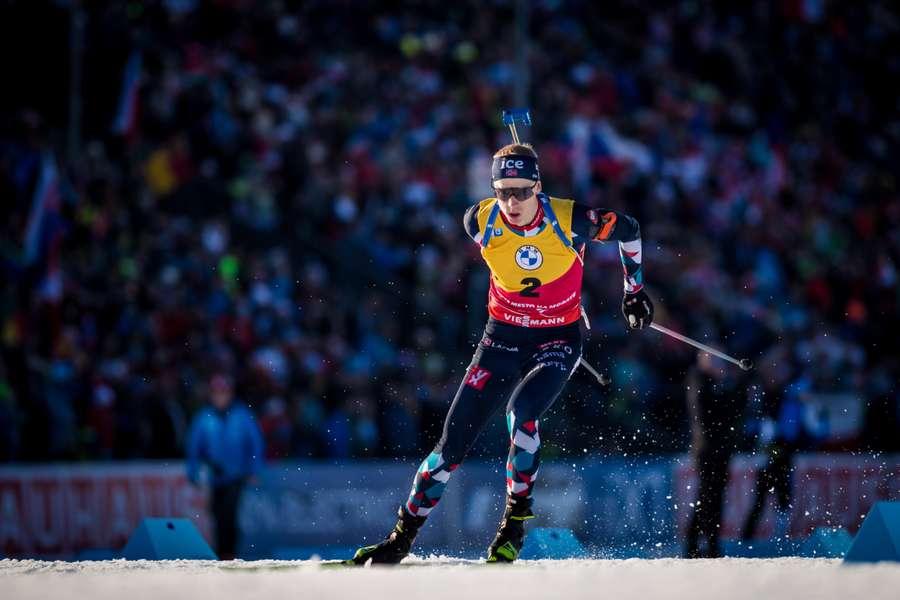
[346,507,427,565]
[486,496,534,563]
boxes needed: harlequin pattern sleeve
[571,204,644,294]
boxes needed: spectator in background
[741,373,828,542]
[186,374,264,560]
[684,350,748,558]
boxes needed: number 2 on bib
[520,277,542,297]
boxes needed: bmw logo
[515,245,543,270]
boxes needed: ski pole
[577,308,610,386]
[649,323,753,371]
[579,357,611,386]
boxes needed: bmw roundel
[515,245,543,270]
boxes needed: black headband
[491,154,540,183]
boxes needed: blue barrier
[121,518,217,560]
[844,502,900,564]
[2,455,898,560]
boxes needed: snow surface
[2,556,900,600]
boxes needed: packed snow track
[2,556,899,600]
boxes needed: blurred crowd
[2,0,899,463]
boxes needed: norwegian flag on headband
[491,155,539,182]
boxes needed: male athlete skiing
[346,129,653,564]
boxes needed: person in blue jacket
[186,373,264,559]
[741,374,827,542]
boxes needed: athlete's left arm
[571,205,643,293]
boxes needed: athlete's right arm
[463,203,481,244]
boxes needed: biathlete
[347,141,654,564]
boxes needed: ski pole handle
[649,323,753,371]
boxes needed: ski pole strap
[480,202,502,248]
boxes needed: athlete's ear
[535,181,542,193]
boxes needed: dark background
[1,0,898,464]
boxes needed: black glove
[622,289,654,330]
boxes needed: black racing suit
[404,319,582,516]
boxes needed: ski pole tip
[739,358,753,371]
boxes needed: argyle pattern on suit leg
[405,452,459,517]
[505,411,540,499]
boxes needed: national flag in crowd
[568,117,654,187]
[24,155,61,264]
[112,50,143,137]
[23,154,65,301]
[589,119,653,176]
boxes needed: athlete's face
[494,181,541,226]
